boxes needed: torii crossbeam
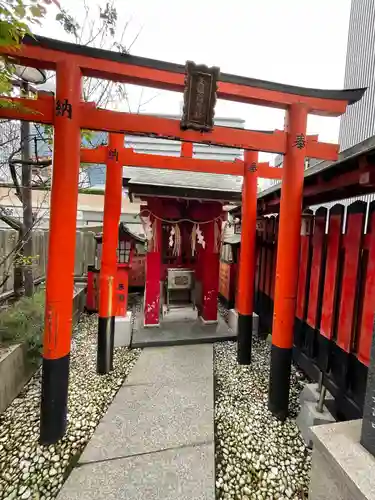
[0,93,339,160]
[0,34,365,444]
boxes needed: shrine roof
[23,35,365,105]
[257,134,375,212]
[124,166,242,202]
[125,166,242,192]
[95,222,145,243]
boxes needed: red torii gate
[80,139,277,373]
[0,34,365,444]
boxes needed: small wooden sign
[174,275,189,287]
[256,219,265,232]
[181,61,219,132]
[219,261,230,300]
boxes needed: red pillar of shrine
[237,151,258,365]
[268,103,308,420]
[144,207,162,326]
[97,133,124,374]
[40,61,81,444]
[181,141,193,157]
[201,220,220,323]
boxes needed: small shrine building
[124,166,242,327]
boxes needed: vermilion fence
[255,200,375,419]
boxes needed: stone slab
[309,419,375,500]
[79,378,213,463]
[162,305,198,322]
[0,343,34,413]
[227,309,259,336]
[299,383,334,406]
[72,286,86,326]
[132,315,235,348]
[126,344,213,386]
[58,344,215,500]
[297,400,335,447]
[361,317,375,456]
[79,345,213,464]
[58,443,214,500]
[114,313,132,348]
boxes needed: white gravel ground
[1,295,310,500]
[0,312,140,500]
[214,339,311,500]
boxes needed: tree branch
[10,159,52,167]
[0,207,21,231]
[8,151,23,202]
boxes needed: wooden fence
[255,200,375,419]
[0,229,96,295]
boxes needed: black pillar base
[97,316,115,374]
[268,344,292,421]
[237,313,253,365]
[110,316,115,370]
[40,354,70,445]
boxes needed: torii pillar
[97,133,124,374]
[237,151,258,364]
[268,103,308,420]
[40,61,82,444]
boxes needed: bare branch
[8,148,23,202]
[0,207,21,231]
[10,159,52,168]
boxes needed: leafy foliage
[0,0,60,101]
[0,291,45,363]
[55,8,79,38]
[13,252,39,267]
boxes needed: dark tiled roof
[125,166,242,193]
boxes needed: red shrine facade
[86,224,146,315]
[125,174,241,327]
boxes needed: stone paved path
[57,344,214,500]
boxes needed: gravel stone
[0,296,141,500]
[215,302,311,500]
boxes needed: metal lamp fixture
[13,64,47,85]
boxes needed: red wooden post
[269,217,278,301]
[305,209,326,329]
[303,208,326,354]
[357,202,375,366]
[114,265,130,316]
[181,141,193,157]
[268,103,308,420]
[320,205,345,341]
[336,201,366,353]
[264,217,275,314]
[257,217,267,312]
[97,133,124,374]
[201,220,220,322]
[40,61,81,444]
[144,210,162,326]
[237,151,258,364]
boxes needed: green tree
[0,0,59,296]
[0,1,152,299]
[0,1,60,99]
[0,1,157,299]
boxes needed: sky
[36,0,353,164]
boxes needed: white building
[339,0,375,151]
[87,115,245,189]
[0,114,246,230]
